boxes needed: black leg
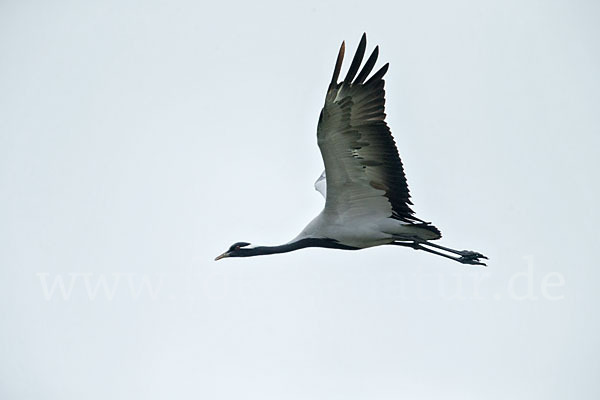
[416,240,488,261]
[392,241,487,266]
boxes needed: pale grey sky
[1,0,599,399]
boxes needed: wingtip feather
[364,62,389,85]
[354,45,379,84]
[343,34,367,84]
[330,41,345,88]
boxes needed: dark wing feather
[343,33,366,84]
[329,42,345,89]
[353,46,379,84]
[364,63,389,85]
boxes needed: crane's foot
[457,250,488,260]
[457,253,487,266]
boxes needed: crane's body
[215,34,487,266]
[295,210,439,249]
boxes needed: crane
[215,34,487,266]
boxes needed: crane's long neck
[241,238,357,257]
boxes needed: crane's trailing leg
[420,240,487,261]
[392,240,488,266]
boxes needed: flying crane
[215,34,487,266]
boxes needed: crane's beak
[214,252,230,261]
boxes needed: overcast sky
[1,0,599,399]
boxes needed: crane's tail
[407,223,442,241]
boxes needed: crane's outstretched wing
[317,34,423,224]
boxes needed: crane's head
[214,242,252,260]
